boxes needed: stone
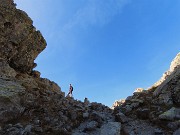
[85,121,98,131]
[173,128,180,135]
[122,120,162,135]
[136,108,150,119]
[24,125,32,134]
[6,126,23,135]
[14,123,23,128]
[74,121,98,133]
[34,126,43,132]
[168,120,180,130]
[115,112,128,123]
[83,112,89,119]
[90,112,103,124]
[112,99,125,109]
[172,86,180,106]
[0,79,25,123]
[153,53,180,97]
[131,99,144,103]
[134,88,144,93]
[159,107,180,121]
[0,0,46,73]
[0,58,17,78]
[170,53,180,72]
[154,128,164,135]
[125,96,133,101]
[100,122,121,135]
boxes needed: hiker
[67,84,73,97]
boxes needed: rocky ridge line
[113,53,180,135]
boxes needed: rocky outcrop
[113,53,180,135]
[0,0,46,73]
[153,52,180,95]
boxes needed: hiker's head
[70,84,71,86]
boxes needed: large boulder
[159,107,180,121]
[0,0,46,73]
[113,52,180,135]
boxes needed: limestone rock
[134,88,144,93]
[170,53,180,72]
[112,99,125,109]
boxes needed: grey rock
[136,108,150,119]
[6,127,23,135]
[34,119,40,125]
[123,105,132,113]
[83,112,89,119]
[86,121,98,131]
[122,120,161,135]
[159,107,180,120]
[34,126,43,132]
[14,123,23,128]
[24,125,32,133]
[73,121,98,133]
[115,112,128,123]
[44,117,51,123]
[154,128,164,135]
[173,128,180,135]
[100,122,121,135]
[168,120,180,130]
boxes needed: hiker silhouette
[67,84,73,97]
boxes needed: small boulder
[159,107,180,121]
[100,122,121,135]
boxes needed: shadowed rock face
[0,0,46,73]
[113,53,180,135]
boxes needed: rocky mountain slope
[113,53,180,135]
[0,0,179,135]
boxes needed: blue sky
[14,0,180,107]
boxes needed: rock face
[0,0,46,73]
[113,53,180,135]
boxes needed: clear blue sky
[14,0,180,107]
